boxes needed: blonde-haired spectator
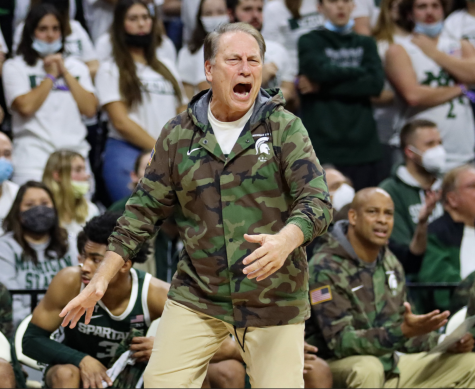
[43,150,99,236]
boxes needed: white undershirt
[460,225,475,279]
[208,103,254,155]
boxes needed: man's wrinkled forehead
[215,31,262,59]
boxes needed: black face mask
[124,33,153,48]
[21,206,57,234]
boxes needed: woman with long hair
[13,0,99,78]
[261,0,325,77]
[177,0,229,99]
[0,181,78,327]
[43,150,100,236]
[371,0,410,178]
[2,4,97,185]
[95,4,177,63]
[96,0,186,202]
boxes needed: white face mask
[409,145,447,174]
[331,183,355,212]
[200,15,230,33]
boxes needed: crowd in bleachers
[0,0,475,387]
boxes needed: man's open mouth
[233,83,252,98]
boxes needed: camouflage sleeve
[108,121,178,261]
[310,271,407,358]
[281,117,333,245]
[0,283,13,338]
[401,332,440,353]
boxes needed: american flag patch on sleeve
[310,286,332,305]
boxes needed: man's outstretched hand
[401,302,450,338]
[60,252,125,328]
[60,277,109,328]
[242,224,304,282]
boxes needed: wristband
[45,74,56,83]
[459,84,475,103]
[45,73,69,91]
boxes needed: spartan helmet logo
[387,273,398,296]
[255,136,270,162]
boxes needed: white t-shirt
[62,200,100,237]
[177,45,206,87]
[0,181,19,235]
[0,28,8,54]
[14,0,76,28]
[352,0,381,28]
[13,20,97,63]
[96,59,187,141]
[460,225,475,279]
[83,0,115,43]
[94,32,177,63]
[442,10,475,48]
[262,0,325,74]
[181,0,202,44]
[3,56,93,178]
[395,35,475,170]
[264,40,296,87]
[373,35,410,144]
[208,104,254,155]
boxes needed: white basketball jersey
[396,35,475,170]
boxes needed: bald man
[0,133,18,233]
[305,188,475,388]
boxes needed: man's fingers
[60,296,83,318]
[242,246,268,267]
[244,256,272,276]
[304,344,318,354]
[247,262,273,280]
[403,302,412,315]
[256,267,278,282]
[304,354,317,361]
[304,363,314,372]
[85,306,94,325]
[243,234,264,245]
[61,306,82,328]
[82,377,91,389]
[102,372,113,387]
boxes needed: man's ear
[205,60,213,83]
[119,260,133,274]
[348,208,357,226]
[227,9,235,22]
[446,192,458,210]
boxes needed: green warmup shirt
[61,268,152,367]
[298,27,384,166]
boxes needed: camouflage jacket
[109,89,332,327]
[0,282,12,338]
[306,221,440,373]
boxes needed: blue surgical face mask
[0,158,13,184]
[324,19,355,34]
[32,37,62,56]
[414,21,444,37]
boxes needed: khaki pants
[144,299,305,388]
[329,352,475,388]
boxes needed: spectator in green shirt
[298,0,384,190]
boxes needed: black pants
[335,159,385,191]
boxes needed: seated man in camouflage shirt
[306,188,475,388]
[0,282,15,388]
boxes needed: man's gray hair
[204,22,266,64]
